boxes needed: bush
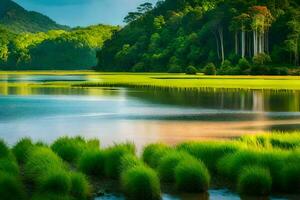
[186,65,198,75]
[237,58,251,70]
[70,172,91,200]
[51,136,90,163]
[280,163,300,193]
[269,67,289,75]
[203,63,216,75]
[158,151,193,182]
[0,172,26,200]
[142,143,171,168]
[251,65,270,75]
[120,154,143,173]
[78,149,105,177]
[104,143,136,179]
[168,65,182,73]
[237,166,272,196]
[175,158,210,192]
[12,138,34,164]
[252,53,271,66]
[132,62,146,72]
[121,166,161,200]
[39,169,71,195]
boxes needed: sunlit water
[0,73,299,200]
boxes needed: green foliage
[280,163,300,193]
[142,143,171,168]
[104,143,136,179]
[175,158,210,192]
[77,149,105,177]
[158,151,193,182]
[237,166,272,196]
[121,166,161,200]
[185,65,198,75]
[204,63,216,75]
[70,172,91,200]
[0,158,20,177]
[12,138,34,164]
[252,53,272,66]
[168,65,182,73]
[0,172,26,200]
[0,139,10,158]
[120,154,143,173]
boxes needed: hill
[96,0,300,74]
[0,25,119,70]
[0,0,68,33]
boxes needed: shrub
[203,63,216,75]
[186,65,198,75]
[237,166,272,196]
[104,143,136,179]
[280,163,300,193]
[121,166,161,200]
[78,149,105,177]
[51,136,89,163]
[168,65,182,73]
[252,53,271,66]
[0,140,10,159]
[70,172,91,200]
[12,138,34,164]
[175,158,210,192]
[237,58,251,70]
[132,62,146,72]
[269,67,289,75]
[142,143,171,168]
[0,172,25,200]
[39,169,71,195]
[158,151,193,182]
[177,141,240,172]
[251,65,270,75]
[120,154,143,173]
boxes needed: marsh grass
[142,143,171,168]
[0,139,10,159]
[158,151,194,183]
[0,172,26,200]
[120,154,143,173]
[12,138,34,164]
[280,163,300,193]
[104,143,136,179]
[237,166,272,196]
[121,165,161,200]
[175,158,210,193]
[70,172,92,200]
[78,149,105,177]
[39,169,71,194]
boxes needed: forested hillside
[0,0,68,33]
[96,0,300,74]
[0,25,119,70]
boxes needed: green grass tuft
[158,151,193,183]
[0,139,10,159]
[237,166,272,196]
[0,172,26,200]
[120,154,143,173]
[280,163,300,193]
[104,143,136,179]
[142,143,171,168]
[77,149,105,177]
[175,158,210,193]
[12,138,34,164]
[0,158,20,177]
[70,172,92,200]
[121,165,161,200]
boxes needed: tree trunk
[213,32,220,60]
[235,31,238,55]
[295,38,299,66]
[242,31,245,58]
[218,27,225,62]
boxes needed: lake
[0,73,299,200]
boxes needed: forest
[0,25,119,70]
[96,0,300,75]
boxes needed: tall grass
[77,149,105,177]
[12,138,34,164]
[142,143,171,168]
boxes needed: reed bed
[0,132,299,199]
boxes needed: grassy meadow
[0,132,299,200]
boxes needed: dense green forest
[0,25,119,69]
[96,0,300,75]
[0,0,68,33]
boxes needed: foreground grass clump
[70,172,91,200]
[280,163,300,193]
[51,136,100,163]
[0,172,26,200]
[142,143,171,168]
[121,166,161,200]
[12,138,34,164]
[120,154,144,172]
[177,141,240,172]
[78,149,105,177]
[104,143,136,179]
[237,166,272,196]
[158,151,193,182]
[175,158,210,193]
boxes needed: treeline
[0,25,119,70]
[96,0,300,74]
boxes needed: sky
[13,0,158,27]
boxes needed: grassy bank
[1,71,300,91]
[0,132,299,199]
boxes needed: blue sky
[14,0,158,27]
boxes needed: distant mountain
[0,0,68,33]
